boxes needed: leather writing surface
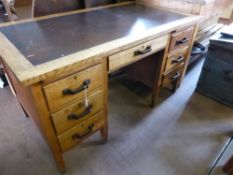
[0,4,186,65]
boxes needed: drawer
[109,35,169,72]
[58,111,104,151]
[169,26,194,52]
[43,64,103,112]
[162,64,184,90]
[164,47,189,73]
[52,90,104,135]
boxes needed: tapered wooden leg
[30,84,66,173]
[20,104,29,118]
[100,124,108,144]
[151,87,160,107]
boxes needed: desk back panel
[0,4,186,66]
[137,0,204,15]
[32,0,85,17]
[85,0,116,8]
[138,0,233,39]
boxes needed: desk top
[0,3,200,86]
[0,4,185,65]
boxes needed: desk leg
[31,84,66,173]
[101,57,108,144]
[151,42,171,107]
[100,124,108,144]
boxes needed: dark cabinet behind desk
[197,31,233,108]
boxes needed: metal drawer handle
[176,37,189,45]
[170,72,180,80]
[68,104,93,120]
[72,124,94,140]
[134,46,152,56]
[172,56,184,64]
[63,79,91,95]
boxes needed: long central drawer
[108,35,169,72]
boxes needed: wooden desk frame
[0,1,201,172]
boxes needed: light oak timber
[1,61,65,172]
[43,63,103,112]
[108,34,169,72]
[138,0,233,41]
[164,47,189,73]
[162,63,185,90]
[168,26,195,52]
[58,111,105,151]
[52,89,104,135]
[0,15,201,87]
[0,3,200,172]
[179,24,199,84]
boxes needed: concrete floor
[0,60,233,175]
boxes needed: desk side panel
[2,61,65,172]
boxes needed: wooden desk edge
[0,15,202,87]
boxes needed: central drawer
[43,64,103,112]
[52,90,104,135]
[108,35,169,72]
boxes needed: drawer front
[162,64,184,90]
[165,47,189,73]
[58,111,104,151]
[43,64,103,112]
[52,90,104,135]
[109,35,169,72]
[169,27,194,52]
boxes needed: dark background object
[189,42,207,65]
[196,32,233,108]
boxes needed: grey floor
[0,60,233,175]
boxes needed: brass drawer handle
[68,104,93,120]
[172,56,185,64]
[72,124,94,140]
[170,72,180,81]
[63,79,91,95]
[134,46,152,56]
[176,37,189,45]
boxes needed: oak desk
[0,2,200,172]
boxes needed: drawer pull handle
[134,46,152,56]
[170,72,180,80]
[172,56,184,64]
[176,37,189,45]
[68,104,93,120]
[63,79,91,95]
[72,124,94,140]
